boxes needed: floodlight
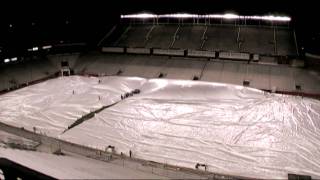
[120,13,291,22]
[160,13,198,18]
[121,13,157,19]
[223,13,239,19]
[42,45,52,49]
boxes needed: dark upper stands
[173,26,205,50]
[109,24,298,57]
[240,26,275,55]
[202,25,239,52]
[276,28,297,56]
[145,25,178,49]
[116,25,153,47]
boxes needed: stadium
[0,1,319,179]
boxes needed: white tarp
[0,76,146,136]
[1,76,320,179]
[60,78,320,179]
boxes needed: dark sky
[0,0,319,55]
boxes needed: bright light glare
[11,57,17,61]
[249,15,291,21]
[121,13,157,19]
[33,47,39,51]
[160,13,198,18]
[4,59,10,63]
[206,14,239,19]
[121,13,291,22]
[42,45,52,49]
[223,13,239,19]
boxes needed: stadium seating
[172,25,205,49]
[0,58,59,91]
[276,28,297,56]
[202,25,238,52]
[240,26,275,55]
[109,24,298,58]
[145,25,178,49]
[116,25,153,47]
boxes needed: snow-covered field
[1,76,320,179]
[0,76,145,136]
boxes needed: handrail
[200,26,208,50]
[170,25,181,48]
[0,120,246,179]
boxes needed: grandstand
[0,11,319,180]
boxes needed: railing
[97,25,117,47]
[237,26,242,50]
[170,25,181,48]
[274,27,277,55]
[144,25,156,46]
[0,121,243,179]
[293,30,299,56]
[200,26,208,50]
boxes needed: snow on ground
[0,147,166,179]
[60,78,320,179]
[0,76,146,136]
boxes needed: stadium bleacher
[116,25,154,47]
[145,25,178,49]
[202,25,239,52]
[0,58,59,91]
[240,26,275,55]
[1,51,319,96]
[73,53,320,95]
[276,28,297,56]
[172,25,205,49]
[0,21,316,97]
[107,24,298,59]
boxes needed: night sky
[0,0,319,55]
